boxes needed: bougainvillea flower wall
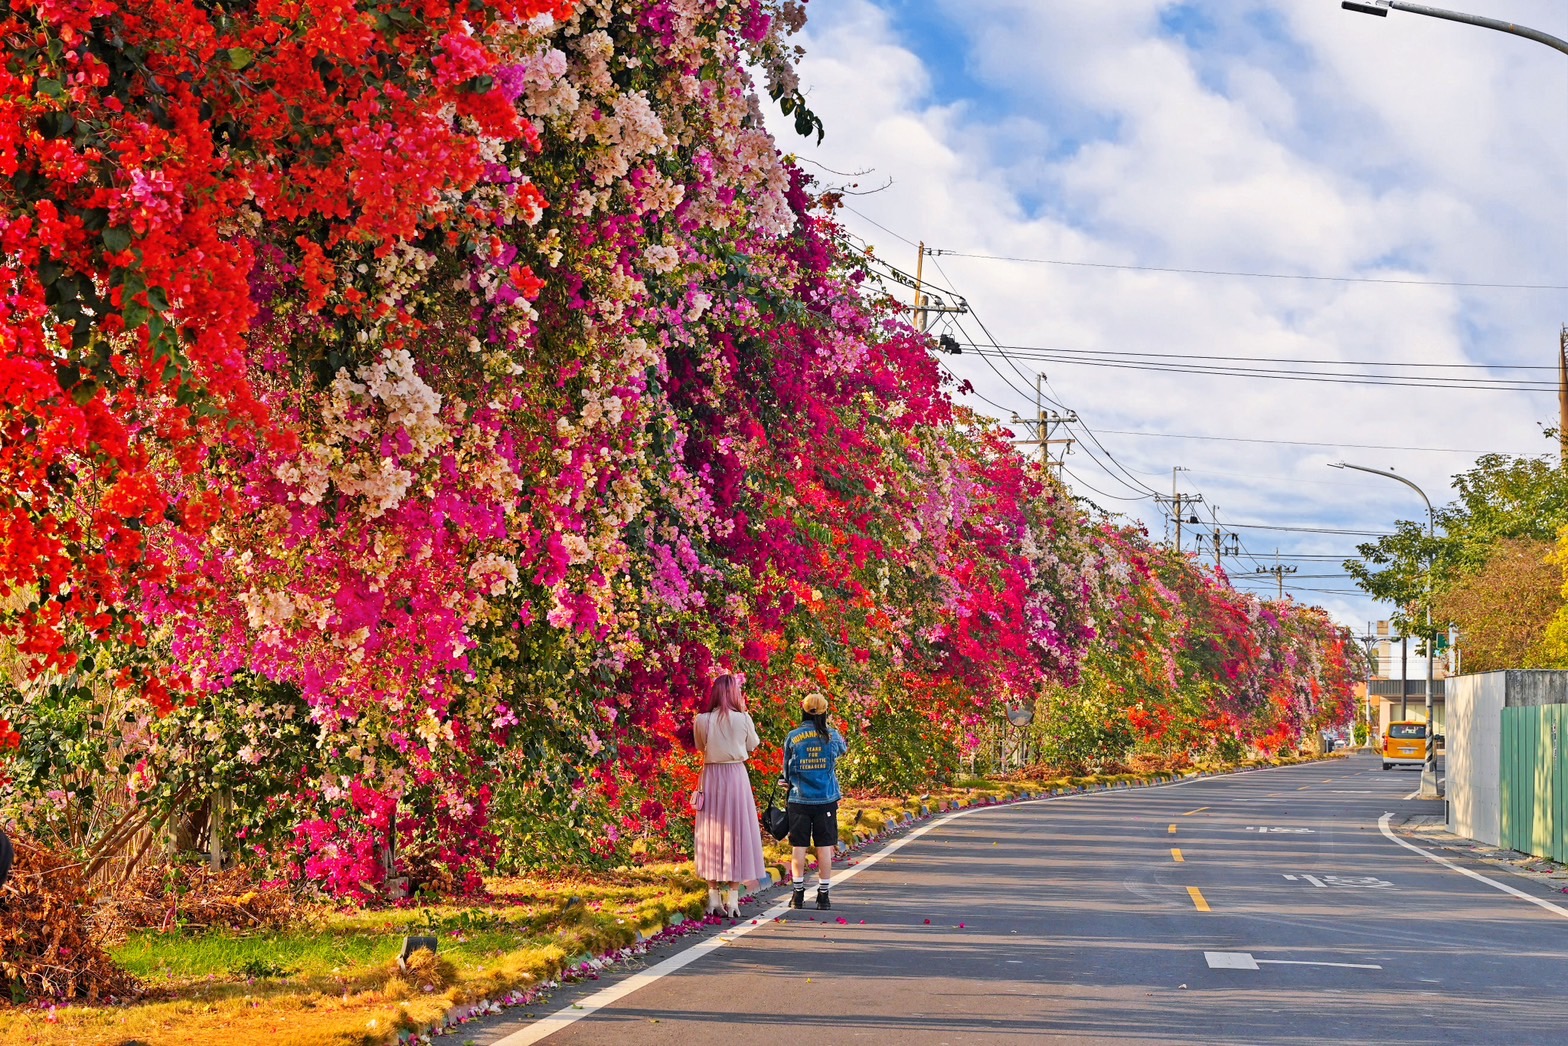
[0,0,1356,896]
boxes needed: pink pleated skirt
[693,761,769,886]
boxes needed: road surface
[468,753,1568,1045]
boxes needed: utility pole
[1010,374,1075,478]
[1163,466,1203,552]
[1400,634,1409,721]
[1359,625,1379,751]
[1559,325,1567,464]
[910,243,969,337]
[1255,549,1297,599]
[1206,505,1238,571]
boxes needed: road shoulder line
[1377,812,1568,921]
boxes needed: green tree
[1347,444,1568,635]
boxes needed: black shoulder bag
[760,747,791,841]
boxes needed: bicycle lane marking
[494,762,1333,1045]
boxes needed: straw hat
[801,692,829,714]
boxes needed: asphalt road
[471,754,1568,1045]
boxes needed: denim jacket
[784,722,848,804]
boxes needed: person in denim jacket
[783,692,848,910]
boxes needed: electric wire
[1060,465,1155,504]
[938,291,1165,501]
[1094,427,1495,455]
[966,347,1553,393]
[1224,521,1393,536]
[929,248,1568,292]
[974,344,1554,371]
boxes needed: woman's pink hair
[702,673,745,717]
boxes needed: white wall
[1447,672,1506,847]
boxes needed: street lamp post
[1334,0,1568,797]
[1342,0,1568,57]
[1330,462,1441,798]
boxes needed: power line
[1225,521,1393,536]
[977,344,1553,372]
[1021,373,1164,499]
[1060,465,1155,504]
[843,205,922,250]
[1093,427,1495,455]
[930,248,1568,292]
[935,281,1164,500]
[967,347,1554,392]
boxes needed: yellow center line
[1187,886,1210,912]
[1181,807,1209,816]
[1168,824,1178,835]
[1171,848,1184,862]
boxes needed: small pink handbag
[691,789,705,812]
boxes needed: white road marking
[1283,873,1393,889]
[489,767,1331,1045]
[1206,951,1382,971]
[1205,951,1259,970]
[1377,813,1568,921]
[1246,826,1315,833]
[1259,959,1383,970]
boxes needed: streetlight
[1330,462,1441,798]
[1342,1,1568,58]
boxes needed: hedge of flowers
[0,0,1357,898]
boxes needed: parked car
[1382,721,1428,770]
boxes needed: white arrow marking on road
[1206,951,1382,971]
[1246,826,1315,833]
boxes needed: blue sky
[769,0,1568,638]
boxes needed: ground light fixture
[1341,0,1568,59]
[399,935,439,969]
[1327,461,1441,798]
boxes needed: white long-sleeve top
[694,710,761,765]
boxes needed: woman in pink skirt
[692,673,768,917]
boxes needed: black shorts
[786,801,839,848]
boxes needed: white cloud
[768,0,1568,628]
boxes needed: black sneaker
[789,886,806,909]
[816,888,831,910]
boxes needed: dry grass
[0,868,709,1046]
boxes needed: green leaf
[103,227,132,253]
[37,79,65,100]
[227,47,254,70]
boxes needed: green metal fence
[1500,704,1568,861]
